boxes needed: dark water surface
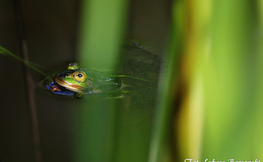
[0,0,171,161]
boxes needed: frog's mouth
[55,76,83,93]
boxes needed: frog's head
[55,70,89,93]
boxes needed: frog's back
[82,68,123,92]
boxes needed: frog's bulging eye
[68,62,80,70]
[73,71,87,82]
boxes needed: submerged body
[42,43,165,100]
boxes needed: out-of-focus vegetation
[75,0,130,161]
[75,0,263,161]
[175,0,263,161]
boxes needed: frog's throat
[55,77,84,93]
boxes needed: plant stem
[13,1,42,162]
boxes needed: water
[0,0,171,161]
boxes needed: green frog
[42,41,165,102]
[42,62,135,99]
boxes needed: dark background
[0,0,171,161]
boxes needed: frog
[42,62,130,99]
[42,41,165,105]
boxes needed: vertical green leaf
[75,0,128,161]
[202,0,260,159]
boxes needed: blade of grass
[0,46,47,77]
[147,1,183,161]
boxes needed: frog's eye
[73,71,87,82]
[68,62,80,70]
